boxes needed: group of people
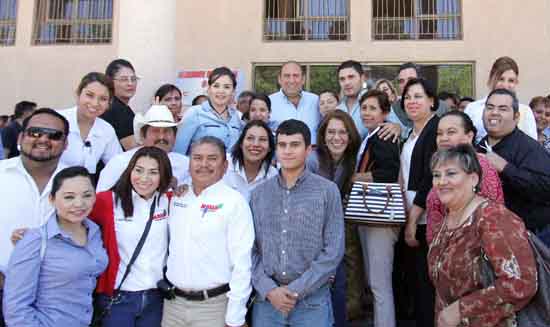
[0,55,549,327]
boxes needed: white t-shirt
[400,132,427,225]
[59,107,122,173]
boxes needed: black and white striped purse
[344,181,406,225]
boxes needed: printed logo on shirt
[153,209,168,221]
[173,202,187,208]
[200,203,224,217]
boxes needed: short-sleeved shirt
[100,96,135,142]
[1,120,22,158]
[59,107,122,173]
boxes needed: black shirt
[100,96,135,141]
[478,128,550,231]
[1,120,22,158]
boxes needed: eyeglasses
[113,76,140,84]
[24,127,65,141]
[326,129,349,138]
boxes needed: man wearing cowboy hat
[96,104,190,191]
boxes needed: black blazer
[358,132,400,183]
[406,115,439,209]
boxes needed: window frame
[371,0,463,41]
[0,0,18,46]
[262,0,351,42]
[32,0,113,45]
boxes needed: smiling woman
[173,67,243,155]
[58,72,122,175]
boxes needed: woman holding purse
[353,89,401,327]
[90,146,173,327]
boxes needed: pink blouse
[427,153,504,244]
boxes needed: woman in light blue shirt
[174,67,243,155]
[3,166,108,327]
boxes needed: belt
[174,283,230,301]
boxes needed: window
[253,62,474,98]
[0,0,17,46]
[372,0,462,40]
[33,0,113,45]
[264,0,349,41]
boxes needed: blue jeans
[96,289,163,327]
[331,262,347,327]
[252,285,334,327]
[536,225,550,248]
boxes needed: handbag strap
[361,184,392,214]
[357,142,374,173]
[115,195,157,293]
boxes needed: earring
[472,185,477,193]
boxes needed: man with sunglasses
[0,108,68,327]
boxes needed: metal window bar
[264,0,349,41]
[373,0,462,40]
[33,0,112,45]
[0,0,17,46]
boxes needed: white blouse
[223,153,278,201]
[59,106,122,173]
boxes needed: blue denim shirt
[174,101,244,155]
[337,89,369,139]
[269,90,320,143]
[3,215,108,327]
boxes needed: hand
[377,123,401,143]
[438,301,461,327]
[266,287,298,314]
[353,172,373,183]
[404,222,419,247]
[152,96,161,105]
[0,271,4,289]
[485,151,508,172]
[173,184,189,197]
[11,228,29,245]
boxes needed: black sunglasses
[24,127,65,141]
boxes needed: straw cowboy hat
[133,105,179,145]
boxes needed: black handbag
[90,196,158,327]
[480,231,550,326]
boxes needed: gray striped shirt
[250,169,345,300]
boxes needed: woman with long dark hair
[225,120,277,201]
[90,146,173,327]
[307,110,362,327]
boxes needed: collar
[66,106,103,138]
[191,179,225,197]
[1,157,65,193]
[280,89,303,101]
[276,167,309,190]
[45,213,96,241]
[131,190,160,206]
[366,126,382,140]
[338,88,367,110]
[233,160,270,181]
[483,128,520,151]
[201,100,237,119]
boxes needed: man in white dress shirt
[162,136,254,327]
[0,108,68,326]
[96,105,190,191]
